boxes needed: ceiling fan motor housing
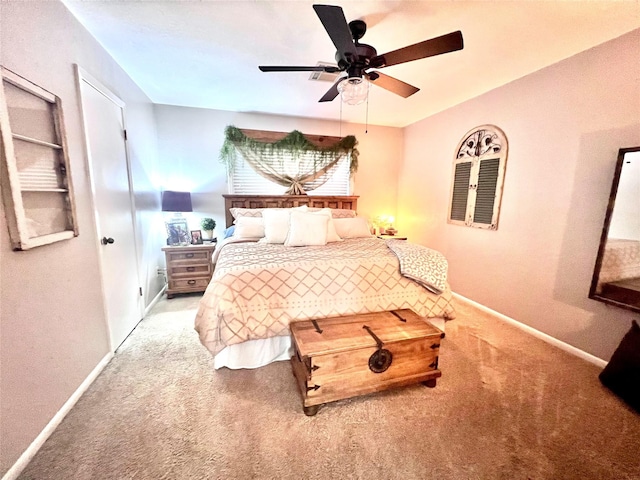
[336,42,377,78]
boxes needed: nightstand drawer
[167,251,210,263]
[170,278,211,290]
[170,265,211,277]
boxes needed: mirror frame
[589,146,640,313]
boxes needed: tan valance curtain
[220,126,359,195]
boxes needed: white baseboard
[452,292,608,369]
[2,352,114,480]
[144,285,167,317]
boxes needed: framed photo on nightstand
[190,230,203,244]
[166,219,189,246]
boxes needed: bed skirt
[213,317,447,369]
[214,335,293,370]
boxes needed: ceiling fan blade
[366,72,419,98]
[318,77,346,102]
[369,31,463,69]
[259,65,340,73]
[313,4,358,61]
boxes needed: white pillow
[307,207,342,243]
[233,216,265,239]
[262,208,293,244]
[333,217,373,238]
[284,211,329,247]
[261,207,310,243]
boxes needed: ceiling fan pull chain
[365,91,369,134]
[339,98,343,137]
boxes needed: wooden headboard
[223,195,359,228]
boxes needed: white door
[77,67,143,351]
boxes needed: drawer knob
[187,280,196,285]
[186,253,194,258]
[187,267,195,272]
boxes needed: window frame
[229,150,352,196]
[0,66,78,250]
[448,125,508,230]
[225,128,354,196]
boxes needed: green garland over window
[219,125,359,175]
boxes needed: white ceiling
[63,1,640,128]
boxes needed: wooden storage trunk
[290,309,444,416]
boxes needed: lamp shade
[337,77,369,105]
[161,191,192,212]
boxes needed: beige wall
[153,106,403,233]
[0,1,162,474]
[2,0,637,476]
[400,29,640,361]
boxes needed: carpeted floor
[19,294,640,480]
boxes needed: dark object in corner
[599,320,640,413]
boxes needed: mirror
[589,147,640,312]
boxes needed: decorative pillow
[262,208,293,244]
[307,208,342,243]
[233,216,265,240]
[230,207,264,220]
[333,217,373,238]
[258,207,309,243]
[223,225,236,238]
[307,207,357,218]
[599,320,640,412]
[284,211,329,247]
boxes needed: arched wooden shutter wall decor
[448,125,508,230]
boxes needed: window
[222,127,355,196]
[0,67,78,250]
[448,125,508,230]
[230,152,351,195]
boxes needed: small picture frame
[190,229,203,245]
[166,219,189,246]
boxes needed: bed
[596,238,640,291]
[195,194,456,369]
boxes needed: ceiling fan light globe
[337,77,369,105]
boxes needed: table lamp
[161,190,192,245]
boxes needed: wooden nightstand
[377,234,408,240]
[162,244,216,298]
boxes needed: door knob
[101,237,115,245]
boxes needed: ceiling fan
[258,4,464,104]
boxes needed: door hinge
[139,287,143,296]
[123,129,127,141]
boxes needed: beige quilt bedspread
[597,238,640,289]
[195,238,456,356]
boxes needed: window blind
[230,153,351,195]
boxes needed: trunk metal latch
[363,325,393,373]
